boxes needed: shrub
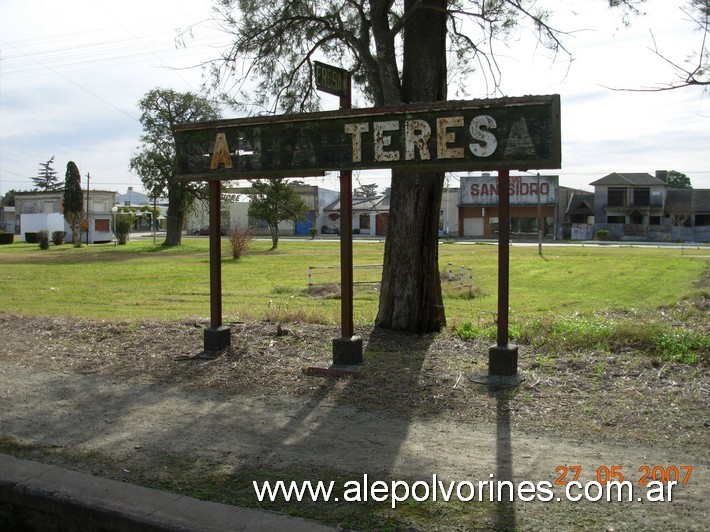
[37,230,50,250]
[25,232,38,244]
[0,232,13,245]
[455,321,496,342]
[51,231,65,246]
[227,224,253,259]
[652,328,709,364]
[309,227,318,239]
[595,229,610,241]
[115,214,134,245]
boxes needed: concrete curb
[0,453,334,531]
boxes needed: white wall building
[14,189,117,243]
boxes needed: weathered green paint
[174,95,560,181]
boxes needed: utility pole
[85,172,90,245]
[153,194,157,245]
[537,173,543,257]
[444,175,450,237]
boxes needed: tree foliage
[639,0,709,91]
[197,0,644,112]
[34,156,60,191]
[686,0,709,88]
[247,179,309,249]
[1,189,17,207]
[354,183,378,198]
[63,161,84,247]
[129,88,221,246]
[195,0,643,332]
[667,170,693,189]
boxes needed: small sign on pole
[314,61,362,368]
[314,61,350,98]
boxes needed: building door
[376,213,389,235]
[463,217,485,237]
[295,211,316,235]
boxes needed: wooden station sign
[174,95,560,181]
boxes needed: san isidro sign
[460,174,559,206]
[173,95,560,180]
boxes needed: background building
[14,189,117,243]
[588,170,710,242]
[0,206,15,233]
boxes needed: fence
[442,263,474,288]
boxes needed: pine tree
[63,161,84,247]
[33,156,60,191]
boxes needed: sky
[0,0,708,199]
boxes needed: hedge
[52,231,66,246]
[37,230,50,250]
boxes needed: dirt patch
[0,312,708,530]
[1,313,706,452]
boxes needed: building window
[92,200,109,213]
[607,188,626,207]
[607,215,625,224]
[95,219,110,232]
[649,216,662,226]
[359,213,370,229]
[633,188,650,206]
[510,217,537,234]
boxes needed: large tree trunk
[375,0,448,333]
[376,172,446,332]
[164,181,185,246]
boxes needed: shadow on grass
[0,241,209,264]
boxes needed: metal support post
[489,169,519,376]
[332,72,362,365]
[204,180,230,351]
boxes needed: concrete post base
[488,344,519,376]
[204,325,231,352]
[332,336,363,366]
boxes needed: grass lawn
[1,238,707,325]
